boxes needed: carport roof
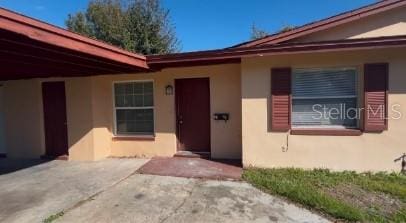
[0,7,149,80]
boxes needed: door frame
[174,77,211,154]
[41,81,69,158]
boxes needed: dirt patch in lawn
[324,184,404,217]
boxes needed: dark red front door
[175,78,210,153]
[42,82,69,157]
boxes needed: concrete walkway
[0,158,149,223]
[0,158,330,223]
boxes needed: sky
[0,0,375,52]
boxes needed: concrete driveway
[0,158,149,223]
[0,158,330,223]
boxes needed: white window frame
[291,66,359,129]
[112,80,155,136]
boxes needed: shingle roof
[231,0,406,48]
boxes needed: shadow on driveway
[0,158,50,175]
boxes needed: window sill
[290,129,362,136]
[112,135,155,141]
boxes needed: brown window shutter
[363,63,388,132]
[271,68,291,131]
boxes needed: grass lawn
[243,168,406,222]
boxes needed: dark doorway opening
[42,82,69,158]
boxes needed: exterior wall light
[165,85,174,95]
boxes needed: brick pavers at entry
[137,157,242,180]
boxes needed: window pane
[116,109,154,134]
[116,121,128,134]
[114,82,153,108]
[134,95,143,107]
[143,94,153,107]
[292,98,357,128]
[124,83,134,95]
[114,81,154,135]
[293,68,357,98]
[292,68,358,128]
[144,82,153,94]
[114,84,125,95]
[115,95,125,107]
[124,95,134,107]
[133,82,143,94]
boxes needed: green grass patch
[43,211,64,223]
[243,168,406,223]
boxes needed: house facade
[1,0,406,171]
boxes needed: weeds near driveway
[243,168,406,222]
[43,211,64,223]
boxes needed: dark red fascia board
[233,0,406,48]
[0,8,149,70]
[148,58,241,69]
[147,35,406,68]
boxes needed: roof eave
[233,0,406,48]
[147,35,406,69]
[0,8,149,70]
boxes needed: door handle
[177,116,183,142]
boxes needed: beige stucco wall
[2,79,45,158]
[293,5,406,43]
[1,77,99,160]
[2,64,242,160]
[241,47,406,172]
[65,77,96,161]
[91,64,242,159]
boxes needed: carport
[0,8,149,158]
[0,8,148,79]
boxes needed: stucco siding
[293,5,406,43]
[3,79,45,158]
[241,47,406,172]
[97,64,242,159]
[65,77,95,161]
[90,77,113,160]
[2,64,242,161]
[91,72,177,158]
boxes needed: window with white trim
[114,81,154,135]
[292,67,358,129]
